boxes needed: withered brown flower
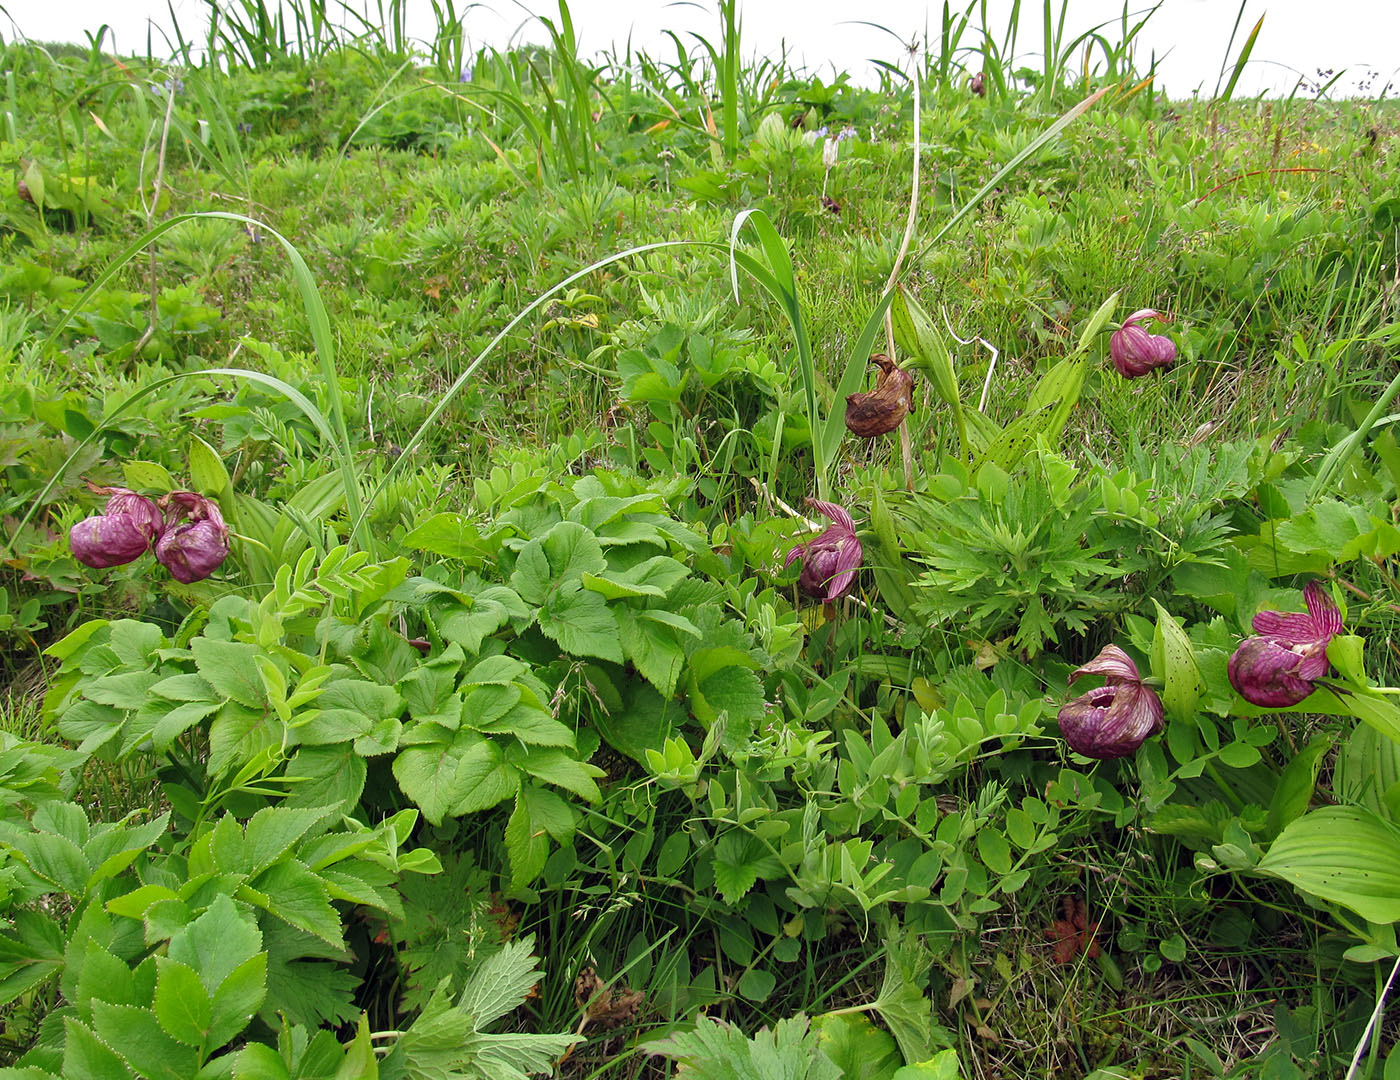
[970,71,987,97]
[844,353,914,438]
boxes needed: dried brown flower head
[844,353,914,438]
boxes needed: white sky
[3,0,1398,98]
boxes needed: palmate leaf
[382,940,577,1079]
[648,1015,841,1080]
[260,921,358,1030]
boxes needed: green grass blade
[1219,12,1265,101]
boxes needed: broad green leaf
[168,893,262,995]
[510,747,602,802]
[594,683,673,764]
[618,608,685,698]
[62,1017,134,1080]
[153,957,212,1046]
[892,1050,963,1080]
[121,460,175,492]
[75,941,137,1021]
[580,571,662,600]
[1336,721,1400,818]
[296,680,401,747]
[85,671,162,711]
[231,1042,291,1080]
[510,521,607,605]
[504,786,574,890]
[105,885,181,921]
[537,585,623,663]
[91,1002,199,1080]
[393,732,482,825]
[1259,806,1400,923]
[403,513,491,559]
[282,747,368,814]
[813,1012,902,1080]
[191,639,268,708]
[1266,735,1330,839]
[451,741,520,815]
[335,1014,379,1080]
[690,665,765,736]
[473,703,574,747]
[975,828,1012,875]
[208,953,267,1048]
[7,828,89,897]
[1151,599,1203,723]
[189,434,231,499]
[215,806,338,879]
[248,861,344,947]
[736,966,776,1003]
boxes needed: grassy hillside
[1,3,1400,1077]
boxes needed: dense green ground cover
[2,4,1400,1077]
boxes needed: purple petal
[70,514,152,569]
[1302,581,1342,638]
[155,520,230,582]
[1069,644,1141,685]
[1122,308,1169,329]
[1293,644,1331,682]
[1251,610,1322,641]
[783,543,805,569]
[807,499,855,534]
[153,492,230,583]
[103,489,165,543]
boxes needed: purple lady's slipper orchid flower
[783,499,862,602]
[1110,308,1176,378]
[155,491,230,583]
[1057,645,1164,759]
[69,487,164,569]
[1228,581,1342,707]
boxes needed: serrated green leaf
[191,639,268,708]
[153,957,211,1046]
[537,585,623,663]
[618,608,685,698]
[510,747,601,802]
[62,1017,134,1080]
[208,953,267,1048]
[248,861,344,947]
[168,893,262,995]
[91,1002,199,1080]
